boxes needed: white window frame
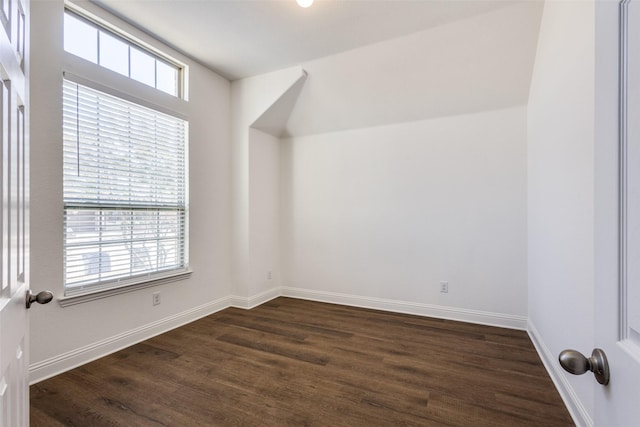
[59,4,191,305]
[63,6,185,99]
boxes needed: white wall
[28,0,542,386]
[281,106,528,323]
[266,3,539,326]
[527,1,595,425]
[29,0,232,382]
[248,128,280,296]
[230,67,306,304]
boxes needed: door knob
[559,348,610,385]
[25,290,54,309]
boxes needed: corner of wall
[230,66,307,300]
[527,320,593,427]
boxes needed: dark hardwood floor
[30,297,574,426]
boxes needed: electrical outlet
[152,292,161,306]
[268,271,272,280]
[440,281,449,293]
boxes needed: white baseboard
[30,285,580,427]
[229,287,282,309]
[29,285,529,386]
[527,320,592,427]
[28,295,233,385]
[281,286,528,330]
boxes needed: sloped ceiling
[251,71,308,137]
[88,0,543,137]
[90,0,524,81]
[282,1,543,137]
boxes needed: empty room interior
[13,0,639,425]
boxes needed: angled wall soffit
[251,70,308,138]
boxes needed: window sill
[57,270,192,307]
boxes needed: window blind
[63,79,188,294]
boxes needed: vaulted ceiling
[87,0,543,137]
[91,0,524,81]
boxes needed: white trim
[63,4,185,71]
[619,0,630,341]
[58,270,192,307]
[30,286,533,387]
[281,286,528,330]
[229,287,282,310]
[527,320,592,427]
[64,1,188,101]
[29,295,231,385]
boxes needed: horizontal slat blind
[63,79,188,293]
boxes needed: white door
[0,0,34,425]
[592,0,640,425]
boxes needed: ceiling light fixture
[296,0,313,8]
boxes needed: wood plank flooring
[30,297,574,426]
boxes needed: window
[64,10,180,97]
[62,79,188,295]
[61,6,189,300]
